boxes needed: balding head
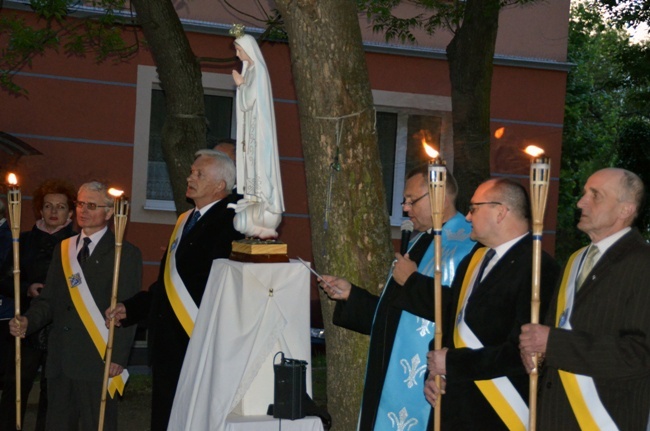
[466,178,530,248]
[577,168,644,242]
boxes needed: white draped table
[167,259,314,431]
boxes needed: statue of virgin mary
[228,26,285,239]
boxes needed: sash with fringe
[555,248,619,431]
[453,247,529,431]
[61,237,129,397]
[164,210,199,337]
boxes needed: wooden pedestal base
[230,239,289,263]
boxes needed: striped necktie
[576,245,599,291]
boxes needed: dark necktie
[183,210,201,237]
[78,237,92,266]
[474,248,496,288]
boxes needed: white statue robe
[230,34,285,239]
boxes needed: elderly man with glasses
[9,181,142,431]
[423,178,560,431]
[320,165,475,431]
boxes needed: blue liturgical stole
[373,212,474,431]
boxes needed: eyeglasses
[401,192,429,208]
[468,201,503,214]
[75,201,109,211]
[43,203,69,212]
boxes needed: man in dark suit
[9,181,142,431]
[424,178,560,430]
[520,168,650,430]
[107,149,243,431]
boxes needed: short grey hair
[195,149,236,192]
[618,169,645,220]
[78,181,114,211]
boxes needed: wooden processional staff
[7,173,22,430]
[425,147,446,431]
[526,145,550,431]
[98,189,129,431]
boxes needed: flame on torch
[423,142,439,159]
[7,173,17,186]
[524,145,545,158]
[108,188,124,198]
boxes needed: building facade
[0,0,571,327]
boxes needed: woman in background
[0,178,76,431]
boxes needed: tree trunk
[447,0,500,211]
[275,1,394,429]
[130,0,206,214]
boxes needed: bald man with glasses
[423,178,560,431]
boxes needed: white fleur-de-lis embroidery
[447,228,470,241]
[415,318,432,337]
[400,354,427,388]
[387,407,418,431]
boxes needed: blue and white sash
[556,248,619,431]
[454,248,528,431]
[373,213,474,431]
[61,237,129,398]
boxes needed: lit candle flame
[423,142,439,159]
[524,145,545,158]
[7,173,17,186]
[494,127,505,139]
[108,188,124,198]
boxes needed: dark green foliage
[599,0,650,28]
[0,0,138,95]
[617,118,650,234]
[558,2,650,262]
[357,0,462,42]
[357,0,537,43]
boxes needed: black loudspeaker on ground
[267,352,332,430]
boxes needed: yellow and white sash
[453,248,529,431]
[164,210,199,337]
[61,237,129,398]
[555,248,619,431]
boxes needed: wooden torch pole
[7,173,22,430]
[526,146,550,431]
[98,190,129,431]
[427,156,446,431]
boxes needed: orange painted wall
[1,7,569,324]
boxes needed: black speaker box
[273,352,307,420]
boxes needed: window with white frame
[131,65,236,224]
[373,90,453,228]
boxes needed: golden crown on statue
[229,24,246,39]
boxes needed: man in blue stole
[320,166,474,430]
